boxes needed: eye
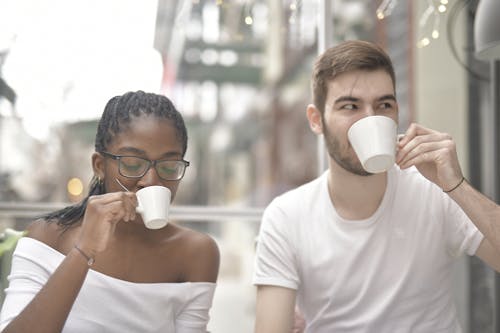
[157,161,184,180]
[121,157,147,172]
[379,102,394,110]
[159,164,178,175]
[341,103,357,110]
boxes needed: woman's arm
[1,245,90,333]
[1,191,137,333]
[184,232,220,283]
[175,232,220,332]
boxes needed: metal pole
[492,59,500,333]
[316,0,332,175]
[0,114,2,172]
[317,0,332,54]
[492,61,500,204]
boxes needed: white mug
[135,186,171,229]
[347,116,398,174]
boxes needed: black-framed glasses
[100,151,190,181]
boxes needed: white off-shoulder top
[0,237,216,333]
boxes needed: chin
[351,169,373,177]
[334,158,371,177]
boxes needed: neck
[327,161,388,220]
[113,218,165,241]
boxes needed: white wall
[413,2,470,331]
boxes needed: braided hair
[41,91,188,227]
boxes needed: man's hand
[396,123,464,192]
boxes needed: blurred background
[0,0,498,332]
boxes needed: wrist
[443,177,466,194]
[73,245,95,266]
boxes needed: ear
[92,152,105,180]
[306,104,323,135]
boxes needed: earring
[97,176,105,194]
[96,176,105,188]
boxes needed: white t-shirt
[1,237,216,333]
[253,166,484,333]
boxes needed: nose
[364,105,376,117]
[137,165,163,187]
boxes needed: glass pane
[0,0,386,208]
[164,0,382,207]
[170,0,318,207]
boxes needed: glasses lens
[119,156,149,177]
[156,161,186,180]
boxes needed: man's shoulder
[391,166,438,191]
[272,173,327,205]
[263,173,328,222]
[390,166,449,209]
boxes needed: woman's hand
[76,191,138,257]
[396,123,464,191]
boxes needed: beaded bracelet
[443,177,465,193]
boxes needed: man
[253,40,500,332]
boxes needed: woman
[0,91,220,332]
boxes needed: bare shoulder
[172,224,220,258]
[24,219,71,250]
[171,224,220,282]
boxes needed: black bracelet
[74,245,95,266]
[443,177,465,193]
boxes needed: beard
[322,118,372,176]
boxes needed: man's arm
[447,180,500,271]
[397,123,500,271]
[254,285,296,333]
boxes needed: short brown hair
[311,40,396,114]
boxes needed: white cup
[347,116,398,174]
[135,186,171,229]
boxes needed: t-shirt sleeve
[253,197,299,290]
[442,192,484,257]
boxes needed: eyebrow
[333,94,397,105]
[377,94,397,102]
[117,147,145,155]
[116,147,182,158]
[334,96,359,104]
